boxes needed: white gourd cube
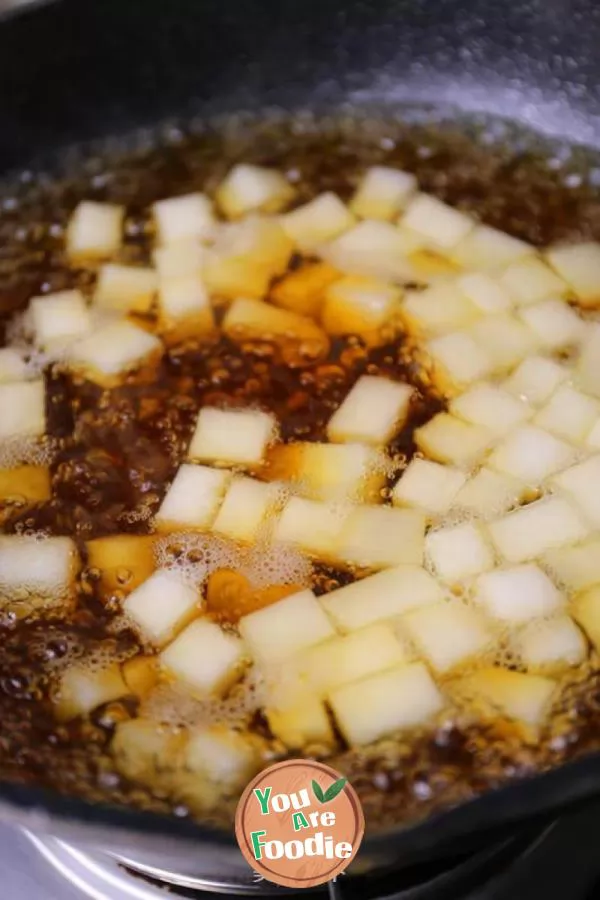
[112,718,185,785]
[294,442,387,503]
[415,413,492,467]
[503,356,570,407]
[321,275,402,344]
[468,315,538,371]
[576,323,600,399]
[572,586,600,650]
[452,468,525,518]
[327,375,413,445]
[586,418,600,449]
[551,454,600,527]
[450,383,530,436]
[392,459,467,517]
[518,298,585,351]
[425,522,495,583]
[212,476,283,542]
[488,425,574,486]
[86,534,156,595]
[239,589,335,666]
[350,166,417,220]
[55,663,128,721]
[337,505,426,569]
[94,265,158,314]
[458,667,555,727]
[401,194,474,250]
[456,272,513,314]
[534,385,599,443]
[67,321,162,385]
[329,662,445,745]
[0,348,27,384]
[273,497,349,559]
[402,283,480,335]
[298,622,408,695]
[280,192,355,251]
[123,569,200,646]
[545,242,600,306]
[30,290,92,350]
[542,537,600,591]
[223,297,329,358]
[319,220,415,283]
[153,239,206,279]
[452,225,533,271]
[206,215,293,296]
[66,201,124,259]
[320,565,444,632]
[188,407,276,468]
[500,257,567,305]
[270,261,339,318]
[0,535,77,599]
[474,564,564,623]
[488,496,588,563]
[216,164,294,218]
[158,275,215,336]
[427,332,494,392]
[266,689,334,750]
[153,193,214,244]
[161,618,246,696]
[185,726,259,787]
[403,601,494,673]
[514,616,586,672]
[0,380,45,440]
[155,463,231,531]
[0,465,51,503]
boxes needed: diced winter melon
[503,356,570,407]
[30,290,92,350]
[403,601,494,674]
[425,521,495,583]
[415,413,492,467]
[273,497,350,559]
[545,242,600,306]
[216,164,294,218]
[266,689,334,750]
[153,239,206,280]
[270,262,340,318]
[327,375,413,446]
[350,166,417,220]
[112,718,185,785]
[320,565,444,632]
[275,442,386,503]
[392,459,467,517]
[123,569,200,646]
[329,662,445,745]
[586,418,600,449]
[457,667,555,727]
[239,589,334,666]
[155,464,231,531]
[488,496,588,563]
[473,564,564,623]
[551,455,600,527]
[204,216,293,299]
[0,379,45,440]
[488,425,574,486]
[121,655,158,699]
[223,297,329,361]
[94,265,158,314]
[0,348,27,384]
[514,616,586,672]
[402,283,480,335]
[281,192,355,251]
[576,323,600,399]
[500,257,567,306]
[572,586,600,650]
[185,725,260,787]
[67,321,162,385]
[153,193,214,244]
[212,476,283,542]
[86,534,156,595]
[408,247,462,282]
[534,385,599,443]
[450,383,530,436]
[188,406,276,468]
[452,225,533,271]
[426,332,494,393]
[452,467,525,518]
[0,465,51,503]
[157,274,215,338]
[518,298,584,352]
[161,617,246,695]
[337,505,426,569]
[321,275,402,345]
[542,537,600,592]
[457,272,513,314]
[468,314,538,372]
[401,194,474,250]
[319,220,415,283]
[0,535,78,600]
[55,662,128,722]
[66,201,124,259]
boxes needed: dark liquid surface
[1,112,600,832]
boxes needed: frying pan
[0,0,600,884]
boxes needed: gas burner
[23,823,555,899]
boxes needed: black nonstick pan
[1,0,600,885]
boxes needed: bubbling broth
[2,114,600,832]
